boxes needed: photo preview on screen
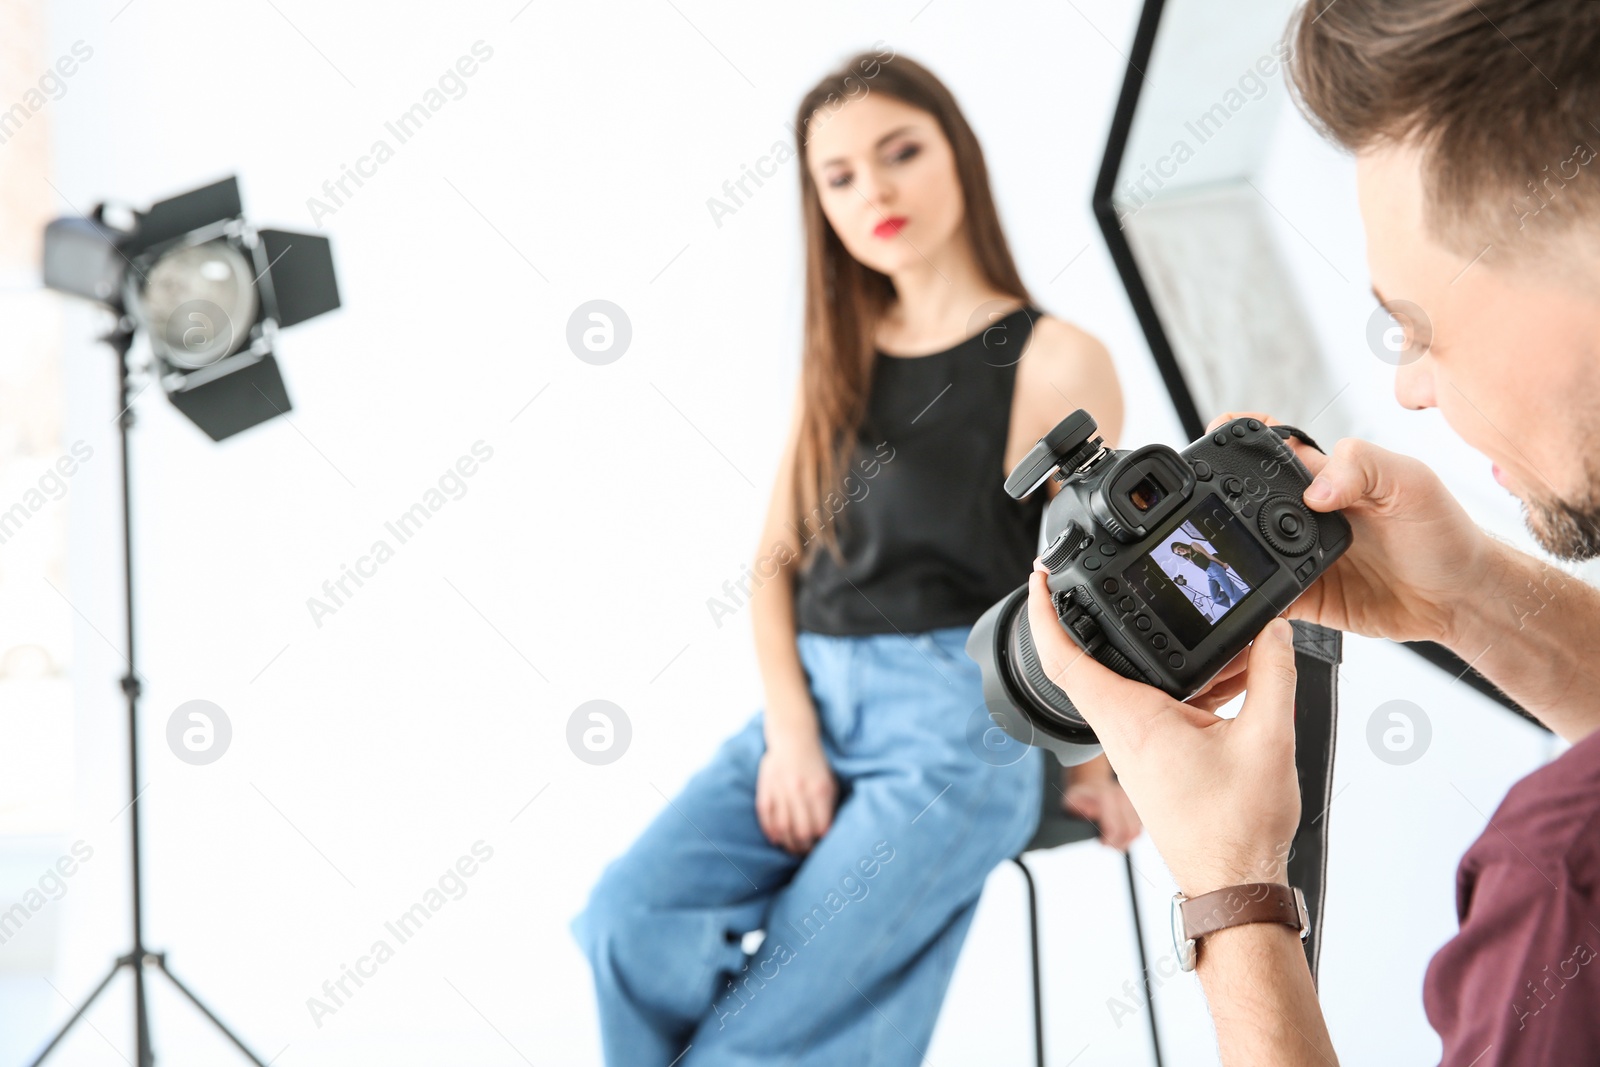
[1121,495,1277,648]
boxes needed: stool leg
[1012,857,1045,1067]
[1122,852,1165,1067]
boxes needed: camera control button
[1260,496,1319,556]
[1230,424,1248,438]
[1099,542,1117,556]
[1101,578,1119,593]
[1193,460,1213,480]
[1296,557,1316,582]
[1151,633,1169,650]
[1212,432,1228,446]
[1135,614,1152,631]
[1223,476,1244,497]
[1117,596,1134,612]
[1167,652,1185,669]
[1247,419,1262,431]
[1083,556,1101,571]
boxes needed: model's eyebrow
[818,125,917,169]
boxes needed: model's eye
[888,143,921,164]
[826,172,852,189]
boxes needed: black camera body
[966,410,1352,765]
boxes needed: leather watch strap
[1179,882,1308,940]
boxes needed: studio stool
[1008,750,1165,1067]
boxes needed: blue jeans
[1206,561,1246,608]
[571,624,1044,1067]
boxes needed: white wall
[1,1,1562,1064]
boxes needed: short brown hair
[1285,0,1600,258]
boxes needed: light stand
[32,176,339,1065]
[27,326,269,1067]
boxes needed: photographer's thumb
[1237,618,1298,743]
[1303,438,1391,512]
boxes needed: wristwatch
[1171,882,1310,972]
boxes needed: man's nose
[1394,354,1437,411]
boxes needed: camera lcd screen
[1120,495,1279,649]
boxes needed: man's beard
[1523,479,1600,561]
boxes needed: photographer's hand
[1026,564,1338,1066]
[1213,414,1489,645]
[1213,413,1600,742]
[1026,562,1296,896]
[756,712,838,855]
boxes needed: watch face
[1170,893,1197,972]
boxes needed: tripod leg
[27,957,130,1067]
[135,955,153,1067]
[153,957,271,1067]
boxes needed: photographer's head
[1288,0,1600,559]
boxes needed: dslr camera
[966,410,1352,765]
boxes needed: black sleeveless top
[793,305,1048,635]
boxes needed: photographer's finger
[1236,619,1298,743]
[1187,672,1249,713]
[1025,568,1154,742]
[1025,570,1120,700]
[1025,567,1081,684]
[1303,437,1395,512]
[1288,438,1330,475]
[1206,410,1278,434]
[1204,410,1331,474]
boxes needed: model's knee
[572,873,645,963]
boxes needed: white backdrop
[1,1,1560,1065]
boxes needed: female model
[1172,541,1248,610]
[572,50,1134,1067]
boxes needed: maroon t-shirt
[1423,726,1600,1065]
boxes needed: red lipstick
[873,216,908,238]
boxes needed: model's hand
[755,722,838,855]
[1028,562,1299,895]
[1210,413,1491,646]
[1062,763,1142,851]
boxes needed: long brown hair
[1173,542,1221,569]
[791,50,1032,566]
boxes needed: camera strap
[1288,620,1341,984]
[1272,423,1325,454]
